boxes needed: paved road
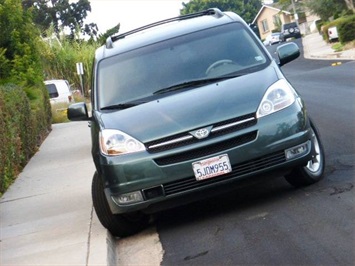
[117,41,355,265]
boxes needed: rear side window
[283,23,297,30]
[46,84,59,98]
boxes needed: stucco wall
[257,8,292,40]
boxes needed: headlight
[257,79,296,118]
[99,129,145,156]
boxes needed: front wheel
[284,121,325,187]
[92,171,149,237]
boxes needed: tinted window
[46,84,59,98]
[283,23,298,30]
[97,22,270,109]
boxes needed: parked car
[263,32,281,46]
[44,79,73,105]
[280,22,301,42]
[328,26,339,42]
[68,8,325,237]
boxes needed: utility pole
[291,0,299,22]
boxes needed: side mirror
[67,102,90,121]
[277,42,300,66]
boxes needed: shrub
[322,15,355,43]
[316,20,324,33]
[0,84,51,195]
[0,84,31,193]
[0,0,52,195]
[338,15,355,43]
[321,20,340,42]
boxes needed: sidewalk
[0,122,116,266]
[303,32,355,60]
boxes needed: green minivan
[68,9,325,237]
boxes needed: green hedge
[0,84,51,195]
[338,15,355,43]
[322,15,355,43]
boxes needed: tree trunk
[344,0,355,11]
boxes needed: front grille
[163,150,286,196]
[146,113,256,153]
[154,131,257,165]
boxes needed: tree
[22,0,97,38]
[95,23,120,45]
[181,0,262,24]
[0,0,44,85]
[278,0,353,21]
[344,0,355,11]
[305,0,348,21]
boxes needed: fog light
[112,191,143,205]
[285,141,309,160]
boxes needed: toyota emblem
[190,126,212,139]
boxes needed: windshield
[97,22,269,109]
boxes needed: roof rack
[105,8,224,49]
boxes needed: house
[253,4,321,41]
[252,5,292,40]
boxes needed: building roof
[252,5,291,24]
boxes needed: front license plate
[192,154,232,181]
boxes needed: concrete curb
[303,33,355,60]
[87,209,117,266]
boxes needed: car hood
[96,66,279,142]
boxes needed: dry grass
[343,40,355,50]
[51,102,70,124]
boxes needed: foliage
[316,20,325,33]
[180,0,262,24]
[0,48,10,82]
[22,0,98,39]
[331,43,344,52]
[321,15,355,43]
[95,24,121,46]
[344,0,355,10]
[337,15,355,43]
[0,84,51,195]
[0,0,52,195]
[40,27,98,96]
[0,0,44,86]
[305,0,349,21]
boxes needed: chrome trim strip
[148,135,193,149]
[148,117,255,150]
[211,117,255,132]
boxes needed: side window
[261,19,269,33]
[45,84,59,98]
[273,15,281,28]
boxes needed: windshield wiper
[101,74,247,109]
[153,74,245,95]
[101,101,145,110]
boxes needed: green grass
[332,43,344,52]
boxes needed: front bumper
[99,101,312,214]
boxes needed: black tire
[92,171,149,237]
[285,120,325,187]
